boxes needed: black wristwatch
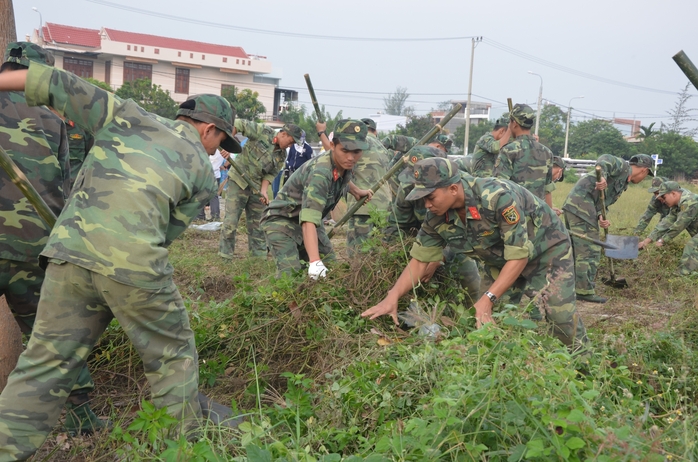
[484,291,498,303]
[317,130,326,137]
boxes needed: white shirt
[210,150,225,180]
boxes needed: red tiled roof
[103,28,249,59]
[42,23,101,48]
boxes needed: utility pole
[464,36,482,155]
[528,71,543,137]
[563,96,584,158]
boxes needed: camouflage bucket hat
[656,180,681,197]
[281,123,304,145]
[404,157,461,201]
[431,134,453,150]
[333,119,369,151]
[361,118,377,131]
[552,156,566,182]
[629,154,654,176]
[647,176,668,193]
[177,94,242,153]
[495,112,510,127]
[397,145,448,185]
[510,104,535,129]
[4,41,55,66]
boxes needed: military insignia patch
[354,126,361,133]
[501,205,520,224]
[414,170,419,179]
[411,156,418,164]
[479,230,495,237]
[69,134,84,140]
[468,206,481,220]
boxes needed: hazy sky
[11,0,698,135]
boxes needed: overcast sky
[11,0,698,135]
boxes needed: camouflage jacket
[386,183,426,238]
[0,90,70,263]
[383,135,419,167]
[65,119,94,189]
[262,151,353,229]
[649,189,698,242]
[562,154,629,226]
[635,195,671,234]
[492,134,553,200]
[471,132,500,178]
[229,119,285,190]
[347,132,392,215]
[411,174,569,279]
[25,62,217,289]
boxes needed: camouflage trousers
[677,233,698,276]
[261,218,335,277]
[564,212,601,296]
[347,215,372,258]
[0,261,201,461]
[0,259,94,396]
[219,181,267,258]
[479,242,589,350]
[441,247,481,304]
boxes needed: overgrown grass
[36,179,698,461]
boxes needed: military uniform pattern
[346,132,392,256]
[65,120,93,189]
[220,119,286,257]
[471,132,501,178]
[492,134,553,200]
[411,173,588,349]
[635,196,671,234]
[562,154,630,294]
[649,189,698,275]
[261,152,352,275]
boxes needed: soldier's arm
[233,119,266,140]
[648,209,678,242]
[595,154,622,180]
[299,165,333,227]
[480,135,501,155]
[0,68,27,91]
[634,198,659,233]
[492,149,514,180]
[661,200,698,242]
[165,184,217,246]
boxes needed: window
[190,53,193,58]
[105,61,111,84]
[140,47,144,52]
[63,57,93,78]
[175,68,190,94]
[154,48,160,54]
[123,62,152,82]
[236,59,239,64]
[248,60,251,66]
[127,45,131,50]
[202,54,205,60]
[223,57,227,63]
[178,51,181,57]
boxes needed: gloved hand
[308,260,328,280]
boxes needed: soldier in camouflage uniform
[0,54,241,459]
[471,113,511,178]
[638,181,698,275]
[362,158,588,351]
[219,120,302,258]
[634,176,671,234]
[563,154,653,303]
[0,42,105,436]
[340,118,392,256]
[381,133,450,197]
[261,120,372,278]
[548,156,567,216]
[493,104,553,205]
[385,146,481,302]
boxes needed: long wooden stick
[304,74,324,123]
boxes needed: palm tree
[637,122,657,139]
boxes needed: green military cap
[360,118,377,131]
[495,112,510,127]
[647,176,668,193]
[404,157,461,201]
[280,123,304,145]
[656,180,681,197]
[4,41,55,67]
[333,119,369,151]
[510,104,535,129]
[397,145,448,184]
[552,156,566,182]
[431,134,453,150]
[177,94,242,153]
[629,154,654,176]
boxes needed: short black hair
[0,62,28,74]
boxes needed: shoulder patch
[468,206,481,220]
[501,205,520,225]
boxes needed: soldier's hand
[260,191,270,205]
[220,149,231,160]
[316,121,327,133]
[361,297,399,324]
[599,218,611,229]
[552,207,563,216]
[308,260,328,280]
[351,188,373,202]
[420,261,442,283]
[638,238,652,250]
[655,239,664,248]
[595,177,608,191]
[474,297,495,328]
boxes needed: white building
[431,100,492,133]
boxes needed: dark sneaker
[576,294,608,304]
[64,402,109,435]
[198,392,245,429]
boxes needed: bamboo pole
[672,50,698,90]
[304,74,324,123]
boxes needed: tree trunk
[0,296,23,391]
[0,0,17,55]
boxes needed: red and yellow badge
[69,133,84,140]
[414,170,420,179]
[501,205,520,225]
[411,155,418,164]
[332,168,339,181]
[468,206,481,220]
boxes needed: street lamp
[563,96,584,158]
[528,71,543,137]
[32,7,43,39]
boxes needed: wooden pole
[0,296,23,391]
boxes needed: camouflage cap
[656,180,681,197]
[431,134,453,150]
[333,119,369,151]
[280,123,304,145]
[397,145,448,184]
[494,112,510,128]
[4,41,55,67]
[361,118,377,131]
[629,154,654,176]
[552,156,566,182]
[647,176,668,193]
[176,94,242,153]
[510,104,535,129]
[404,157,461,201]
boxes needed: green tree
[637,122,657,140]
[537,105,567,155]
[396,114,434,139]
[637,132,698,178]
[115,78,178,119]
[666,83,697,138]
[279,103,343,144]
[567,119,630,158]
[383,86,414,116]
[454,120,494,154]
[221,86,266,121]
[85,77,113,93]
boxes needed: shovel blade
[604,235,638,260]
[602,276,629,288]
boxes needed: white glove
[308,260,328,280]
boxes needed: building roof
[103,28,249,59]
[42,23,101,48]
